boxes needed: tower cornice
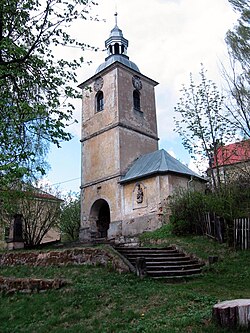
[78,61,158,89]
[80,121,159,143]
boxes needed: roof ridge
[159,149,168,171]
[120,149,206,184]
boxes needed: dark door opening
[97,203,110,238]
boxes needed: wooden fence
[234,218,250,250]
[203,212,225,243]
[203,213,250,250]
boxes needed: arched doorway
[89,199,110,238]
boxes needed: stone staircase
[114,246,204,279]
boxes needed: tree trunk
[213,299,250,329]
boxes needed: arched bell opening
[114,42,120,55]
[89,199,110,238]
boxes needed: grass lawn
[0,232,249,333]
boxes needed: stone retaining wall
[0,277,68,294]
[0,247,130,273]
[0,247,131,293]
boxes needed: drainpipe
[188,176,194,190]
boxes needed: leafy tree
[0,0,97,185]
[221,58,250,139]
[60,192,80,241]
[1,184,62,246]
[223,0,250,138]
[22,187,62,246]
[226,0,250,74]
[174,66,229,190]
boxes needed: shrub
[168,189,205,236]
[60,193,81,241]
[140,224,173,241]
[167,180,250,245]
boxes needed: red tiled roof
[33,192,63,202]
[21,185,63,202]
[1,183,63,202]
[213,140,250,167]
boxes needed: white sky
[45,0,238,193]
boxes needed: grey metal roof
[120,149,205,184]
[95,54,140,74]
[105,25,129,49]
[110,25,123,37]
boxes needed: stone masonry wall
[0,277,68,294]
[0,247,131,293]
[0,247,130,273]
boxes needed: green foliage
[169,189,206,236]
[223,0,250,138]
[226,0,250,75]
[170,217,193,236]
[174,66,230,190]
[1,183,62,246]
[168,180,250,245]
[140,224,173,241]
[140,227,231,260]
[205,176,250,221]
[0,0,97,184]
[222,62,250,139]
[60,192,80,241]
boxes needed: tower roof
[95,55,140,74]
[109,24,124,38]
[120,149,206,184]
[109,12,123,37]
[95,13,140,74]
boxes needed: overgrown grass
[0,233,249,332]
[139,224,231,260]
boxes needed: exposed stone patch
[0,247,131,273]
[0,276,68,294]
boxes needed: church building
[78,17,205,242]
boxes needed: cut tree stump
[213,299,250,329]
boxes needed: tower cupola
[95,13,140,74]
[105,13,128,57]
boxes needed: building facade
[79,20,205,241]
[208,140,250,187]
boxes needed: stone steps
[146,263,202,271]
[124,253,186,259]
[117,247,174,253]
[146,259,199,265]
[114,246,204,279]
[147,268,202,277]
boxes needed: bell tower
[78,16,159,241]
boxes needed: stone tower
[78,18,159,241]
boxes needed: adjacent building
[1,186,61,249]
[208,140,250,186]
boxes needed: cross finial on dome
[114,11,118,26]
